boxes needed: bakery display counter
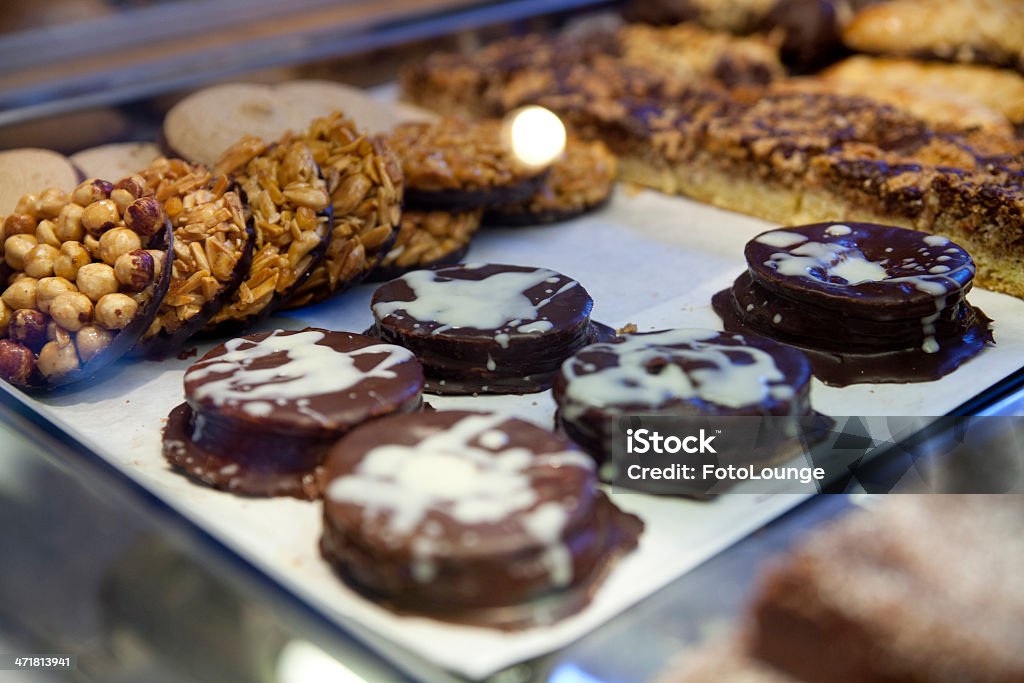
[3,1,1024,681]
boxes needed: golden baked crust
[823,55,1024,127]
[843,0,1024,72]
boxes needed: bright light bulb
[506,106,567,168]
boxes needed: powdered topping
[186,330,415,420]
[327,413,592,586]
[372,267,578,334]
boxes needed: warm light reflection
[505,105,567,168]
[276,639,366,683]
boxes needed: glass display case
[3,2,1024,682]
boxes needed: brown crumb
[177,347,198,360]
[618,323,639,334]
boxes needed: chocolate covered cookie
[554,329,816,468]
[484,138,617,227]
[0,180,172,388]
[713,222,994,385]
[320,410,643,629]
[387,117,548,211]
[207,138,332,330]
[162,328,423,499]
[369,263,614,394]
[368,208,482,282]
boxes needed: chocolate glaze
[162,328,424,498]
[713,288,993,386]
[369,263,615,394]
[715,223,994,386]
[319,410,643,629]
[727,271,970,352]
[404,172,549,212]
[745,222,974,319]
[483,195,613,227]
[553,330,815,468]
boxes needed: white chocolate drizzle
[561,329,794,420]
[373,267,578,335]
[187,330,414,424]
[327,413,592,586]
[755,231,809,248]
[758,227,975,355]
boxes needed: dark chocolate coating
[553,330,814,467]
[727,271,969,352]
[370,263,615,394]
[162,328,424,498]
[319,410,643,628]
[713,287,993,386]
[483,194,613,228]
[745,222,974,319]
[404,172,548,212]
[715,222,994,386]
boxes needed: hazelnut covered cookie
[0,178,172,387]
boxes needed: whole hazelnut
[71,178,113,207]
[55,203,85,243]
[35,277,77,314]
[75,263,118,302]
[23,244,60,279]
[110,188,135,215]
[114,250,155,292]
[37,340,80,379]
[124,196,166,239]
[0,339,35,385]
[3,213,37,238]
[75,325,114,362]
[8,309,49,351]
[1,277,38,311]
[35,219,61,248]
[37,188,68,219]
[81,200,120,236]
[114,175,146,199]
[4,233,38,270]
[13,194,39,219]
[95,292,138,330]
[49,291,93,331]
[98,227,142,266]
[53,242,91,281]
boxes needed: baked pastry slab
[842,0,1024,73]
